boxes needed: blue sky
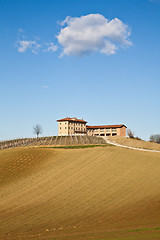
[0,0,160,140]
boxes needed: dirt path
[102,136,160,153]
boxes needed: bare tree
[127,129,135,138]
[33,124,42,138]
[150,134,160,143]
[150,135,155,142]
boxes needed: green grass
[39,144,112,149]
[47,227,160,240]
[128,227,160,232]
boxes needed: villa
[57,117,127,137]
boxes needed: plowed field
[0,146,160,239]
[108,136,160,151]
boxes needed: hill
[108,136,160,151]
[0,146,160,239]
[0,135,106,150]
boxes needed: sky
[0,0,160,141]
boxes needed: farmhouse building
[57,117,127,137]
[57,117,87,136]
[87,125,126,137]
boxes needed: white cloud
[57,14,132,56]
[44,42,58,52]
[17,35,57,54]
[42,85,48,88]
[100,40,117,55]
[60,16,70,26]
[17,40,40,54]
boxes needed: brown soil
[108,136,160,151]
[0,146,160,240]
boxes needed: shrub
[127,129,135,138]
[150,134,160,144]
[134,137,141,140]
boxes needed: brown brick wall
[119,126,126,136]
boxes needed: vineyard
[0,135,106,150]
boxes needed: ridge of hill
[0,135,106,150]
[0,146,160,239]
[108,136,160,151]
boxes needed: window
[112,133,117,136]
[65,127,67,129]
[112,128,117,132]
[100,129,104,132]
[94,129,99,132]
[60,123,61,125]
[106,129,110,133]
[60,127,61,129]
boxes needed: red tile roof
[86,124,126,129]
[57,117,87,123]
